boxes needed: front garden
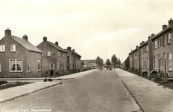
[0,81,31,90]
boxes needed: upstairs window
[163,36,165,46]
[168,33,171,44]
[146,45,148,52]
[9,59,22,72]
[57,51,60,57]
[47,51,51,56]
[0,45,5,52]
[10,45,16,52]
[154,40,157,49]
[28,62,31,71]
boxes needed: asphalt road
[0,69,140,112]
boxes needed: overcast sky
[0,0,172,62]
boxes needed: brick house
[65,47,81,70]
[151,19,173,77]
[0,29,42,78]
[37,37,67,76]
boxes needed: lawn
[0,81,31,90]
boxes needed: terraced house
[37,37,67,76]
[151,19,173,77]
[127,18,173,77]
[65,47,81,70]
[0,29,42,77]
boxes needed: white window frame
[155,56,158,70]
[0,45,5,52]
[168,33,171,44]
[10,45,16,52]
[0,63,1,72]
[168,53,172,71]
[47,51,51,56]
[9,59,23,72]
[155,40,157,49]
[50,64,54,70]
[57,61,60,69]
[146,45,148,52]
[38,60,41,71]
[28,62,31,71]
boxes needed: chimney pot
[168,18,173,26]
[151,33,155,37]
[23,35,28,41]
[73,49,75,52]
[5,28,11,37]
[43,36,47,42]
[67,47,71,50]
[55,41,58,46]
[162,24,167,30]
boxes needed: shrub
[0,81,8,85]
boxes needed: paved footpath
[0,69,97,103]
[115,68,173,112]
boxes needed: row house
[151,19,173,77]
[0,29,42,78]
[37,37,68,75]
[128,18,173,77]
[65,47,81,70]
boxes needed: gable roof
[11,35,42,53]
[47,41,67,53]
[71,50,81,57]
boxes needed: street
[0,69,140,112]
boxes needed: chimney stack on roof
[136,46,138,49]
[151,33,155,37]
[73,49,75,52]
[168,18,173,26]
[23,35,28,41]
[162,24,167,30]
[55,41,58,46]
[43,36,47,42]
[5,28,11,37]
[67,47,71,50]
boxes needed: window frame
[47,51,51,56]
[10,45,16,52]
[167,33,171,45]
[50,63,54,70]
[9,59,23,72]
[0,45,5,52]
[168,53,172,71]
[38,60,41,71]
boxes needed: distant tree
[111,54,117,68]
[96,56,104,67]
[105,59,111,67]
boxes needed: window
[158,39,160,48]
[154,40,157,49]
[38,60,41,71]
[0,63,1,72]
[50,64,54,69]
[28,62,31,71]
[58,51,60,57]
[9,59,22,72]
[163,36,165,46]
[168,33,171,44]
[154,56,158,70]
[10,45,16,52]
[0,45,5,52]
[57,61,60,69]
[146,45,148,52]
[168,53,172,71]
[47,51,51,56]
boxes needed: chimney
[43,36,47,42]
[55,41,58,46]
[136,46,138,49]
[5,28,11,37]
[162,24,167,30]
[23,35,28,41]
[168,18,173,26]
[67,47,71,50]
[148,36,151,40]
[151,33,155,37]
[73,49,75,52]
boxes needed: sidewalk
[115,68,173,112]
[0,69,97,103]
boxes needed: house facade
[127,18,173,77]
[37,37,67,76]
[0,29,42,78]
[65,47,81,70]
[81,60,97,69]
[151,19,173,77]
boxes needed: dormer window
[10,45,16,52]
[47,51,51,56]
[0,45,5,52]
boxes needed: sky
[0,0,172,63]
